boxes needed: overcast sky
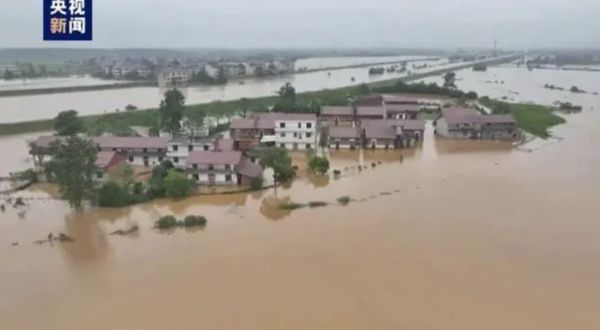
[1,0,597,49]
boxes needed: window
[307,122,312,129]
[306,133,312,138]
[97,172,104,179]
[188,145,194,152]
[293,133,298,138]
[158,156,164,162]
[225,174,232,182]
[193,174,199,181]
[280,143,285,148]
[225,164,231,170]
[279,122,285,128]
[143,148,148,153]
[306,144,312,149]
[208,165,214,171]
[128,156,134,162]
[173,145,179,151]
[174,157,179,163]
[297,122,302,128]
[203,145,209,151]
[193,164,198,169]
[280,132,285,138]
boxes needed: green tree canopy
[252,147,295,188]
[443,72,457,89]
[159,89,186,137]
[308,156,330,175]
[163,170,196,198]
[54,110,85,136]
[49,136,97,208]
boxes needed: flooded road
[0,57,452,123]
[2,108,600,329]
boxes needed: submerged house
[186,150,262,186]
[230,113,317,151]
[328,126,361,149]
[362,119,426,149]
[434,107,518,140]
[30,136,170,168]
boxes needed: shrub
[308,156,330,175]
[133,182,145,195]
[251,177,264,190]
[98,182,136,207]
[333,169,342,176]
[308,201,328,208]
[163,170,196,198]
[337,196,352,205]
[156,216,178,229]
[279,201,306,210]
[183,215,207,228]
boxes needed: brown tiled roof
[364,125,397,140]
[320,106,353,116]
[214,138,235,151]
[235,158,263,178]
[381,94,420,104]
[329,126,360,139]
[440,107,481,125]
[94,136,169,149]
[356,106,385,117]
[230,118,256,129]
[385,104,421,113]
[33,135,168,151]
[186,150,242,165]
[95,151,125,169]
[480,114,516,124]
[440,107,515,125]
[363,119,425,131]
[272,113,317,121]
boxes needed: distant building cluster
[94,57,295,87]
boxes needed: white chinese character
[69,17,86,34]
[68,0,86,16]
[50,0,67,15]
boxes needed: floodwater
[2,68,600,329]
[0,75,128,91]
[0,57,454,123]
[419,65,600,109]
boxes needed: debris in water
[110,225,139,236]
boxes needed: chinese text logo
[44,0,92,41]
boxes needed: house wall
[329,138,359,149]
[274,119,317,151]
[365,138,396,149]
[167,142,214,168]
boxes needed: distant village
[29,93,517,190]
[92,57,296,87]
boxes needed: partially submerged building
[230,113,317,151]
[434,107,518,140]
[186,150,262,186]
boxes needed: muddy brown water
[1,110,600,329]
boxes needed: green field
[481,98,566,139]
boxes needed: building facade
[435,107,518,140]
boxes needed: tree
[159,89,186,137]
[319,127,329,151]
[278,82,296,103]
[163,170,196,198]
[49,136,97,209]
[184,110,206,137]
[252,147,295,190]
[116,163,135,184]
[3,69,14,80]
[308,156,330,175]
[98,182,136,207]
[54,110,84,136]
[443,72,457,89]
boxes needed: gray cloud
[1,0,598,48]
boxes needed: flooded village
[1,47,600,330]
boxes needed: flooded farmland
[1,66,600,329]
[0,56,450,123]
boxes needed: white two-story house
[274,113,318,151]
